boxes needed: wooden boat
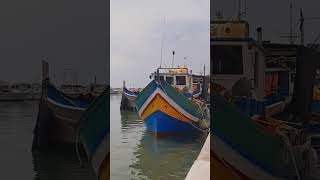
[33,61,94,150]
[211,94,318,180]
[135,75,207,134]
[79,88,109,180]
[120,81,138,111]
[211,16,320,179]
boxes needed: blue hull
[144,111,196,133]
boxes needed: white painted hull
[211,133,285,180]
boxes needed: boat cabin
[150,67,201,93]
[211,18,266,100]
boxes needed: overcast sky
[212,0,320,45]
[0,0,108,85]
[110,0,210,88]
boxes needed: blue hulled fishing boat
[135,67,209,134]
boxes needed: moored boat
[120,81,138,111]
[210,13,320,179]
[79,88,109,180]
[32,61,94,150]
[211,93,316,180]
[135,70,209,134]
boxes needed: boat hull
[136,80,202,134]
[211,132,283,180]
[120,87,137,111]
[79,89,109,179]
[47,98,85,144]
[144,110,195,133]
[120,93,136,110]
[99,153,109,180]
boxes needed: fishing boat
[210,13,320,179]
[211,93,318,180]
[79,88,109,180]
[120,81,139,111]
[33,61,95,150]
[135,67,209,134]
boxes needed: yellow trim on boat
[141,94,190,123]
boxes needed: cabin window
[166,76,174,84]
[176,76,186,85]
[159,76,164,81]
[211,45,243,74]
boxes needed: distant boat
[33,61,95,150]
[110,87,122,95]
[135,68,208,134]
[79,88,109,180]
[0,81,41,101]
[120,81,138,111]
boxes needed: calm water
[110,94,207,180]
[0,101,95,180]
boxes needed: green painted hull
[79,88,109,161]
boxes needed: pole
[160,17,166,68]
[290,3,293,44]
[300,8,304,46]
[172,51,175,68]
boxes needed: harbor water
[0,95,206,179]
[110,94,207,180]
[0,101,95,180]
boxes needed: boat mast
[160,17,166,68]
[237,0,241,20]
[290,3,294,44]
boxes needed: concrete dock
[185,133,210,180]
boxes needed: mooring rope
[158,81,210,133]
[75,128,83,167]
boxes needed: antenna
[237,0,241,20]
[243,0,247,19]
[290,3,294,44]
[160,17,166,68]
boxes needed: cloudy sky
[0,0,108,85]
[110,0,210,88]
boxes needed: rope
[75,127,83,167]
[288,140,302,180]
[158,81,210,133]
[281,131,302,180]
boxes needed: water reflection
[130,131,207,180]
[32,149,95,180]
[0,101,95,180]
[120,110,142,132]
[110,94,207,180]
